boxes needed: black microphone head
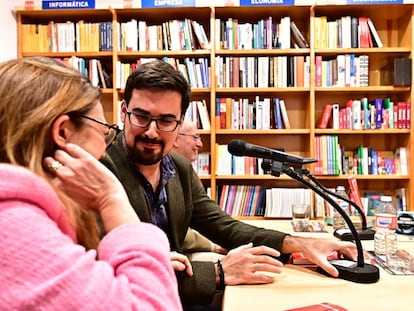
[227,139,247,156]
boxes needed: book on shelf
[290,20,309,48]
[347,175,364,216]
[274,98,283,129]
[358,16,372,48]
[316,104,333,129]
[350,16,359,48]
[219,185,266,216]
[279,99,291,129]
[195,152,210,175]
[196,100,211,130]
[330,103,339,129]
[264,188,312,218]
[394,147,408,175]
[352,99,362,130]
[394,188,407,212]
[367,17,383,48]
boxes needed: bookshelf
[15,3,413,219]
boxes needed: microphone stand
[267,160,379,283]
[302,170,375,241]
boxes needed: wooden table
[222,220,414,311]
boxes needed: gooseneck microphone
[227,139,380,284]
[227,139,317,165]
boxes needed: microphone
[227,139,317,165]
[229,139,380,283]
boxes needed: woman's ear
[51,115,72,149]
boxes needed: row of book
[317,98,411,130]
[219,181,405,219]
[215,55,310,88]
[314,135,408,176]
[314,16,382,49]
[218,185,316,218]
[315,54,369,87]
[21,21,113,53]
[191,152,210,175]
[56,57,112,88]
[264,188,312,218]
[184,100,211,130]
[218,185,267,217]
[314,180,406,218]
[215,97,291,130]
[215,16,309,50]
[118,18,209,52]
[114,57,210,89]
[215,144,267,176]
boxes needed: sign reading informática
[42,0,95,9]
[239,0,294,5]
[141,0,196,7]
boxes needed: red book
[219,98,227,129]
[397,101,406,129]
[315,55,322,87]
[358,17,372,48]
[290,252,338,265]
[347,175,364,216]
[316,104,333,129]
[406,101,411,128]
[284,302,348,311]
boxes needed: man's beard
[127,135,165,165]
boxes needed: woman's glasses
[80,115,121,146]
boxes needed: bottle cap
[380,195,392,202]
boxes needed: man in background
[172,118,227,255]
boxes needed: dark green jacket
[102,134,289,304]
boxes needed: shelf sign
[42,0,95,9]
[240,0,294,5]
[346,0,403,3]
[141,0,196,7]
[24,1,35,9]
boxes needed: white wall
[0,0,18,61]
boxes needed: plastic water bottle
[374,195,397,256]
[333,186,350,230]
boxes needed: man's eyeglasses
[178,133,202,142]
[125,107,181,132]
[80,115,121,146]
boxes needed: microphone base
[317,261,380,283]
[334,228,376,241]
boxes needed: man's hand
[170,251,193,277]
[219,243,283,286]
[212,243,228,255]
[281,236,357,277]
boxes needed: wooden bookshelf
[15,3,414,218]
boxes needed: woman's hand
[44,143,139,232]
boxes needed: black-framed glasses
[125,107,181,132]
[80,115,121,146]
[178,133,202,142]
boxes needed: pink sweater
[0,164,182,310]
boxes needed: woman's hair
[0,56,101,249]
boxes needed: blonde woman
[0,57,182,310]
